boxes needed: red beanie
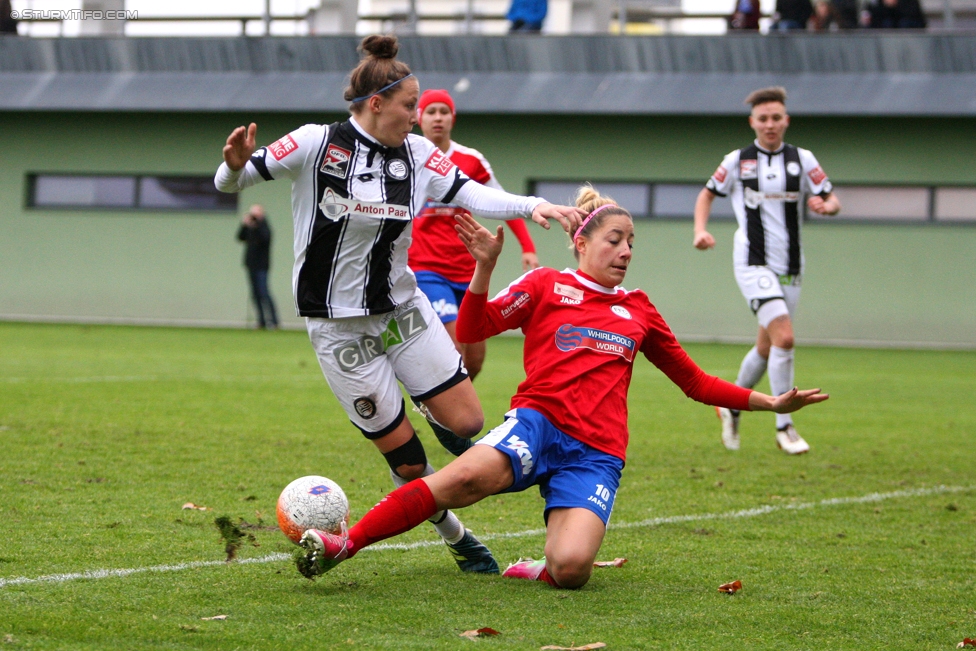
[418,89,456,119]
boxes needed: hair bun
[360,35,399,60]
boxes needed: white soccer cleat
[775,424,810,455]
[716,407,740,451]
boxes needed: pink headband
[574,203,617,241]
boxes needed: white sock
[389,464,464,543]
[768,346,795,430]
[736,346,768,389]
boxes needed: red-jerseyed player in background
[411,89,539,380]
[409,89,539,456]
[297,186,828,588]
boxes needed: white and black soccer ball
[276,475,350,544]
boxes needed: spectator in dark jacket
[773,0,813,28]
[1,0,19,34]
[237,204,279,330]
[865,0,926,27]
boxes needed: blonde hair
[569,185,632,260]
[344,35,413,113]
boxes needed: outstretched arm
[749,387,829,413]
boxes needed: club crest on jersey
[424,150,456,177]
[786,161,801,176]
[553,283,584,302]
[385,159,408,180]
[321,144,352,179]
[269,134,299,161]
[712,165,727,183]
[740,159,757,180]
[611,305,631,319]
[554,324,635,361]
[500,291,531,318]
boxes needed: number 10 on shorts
[588,484,612,512]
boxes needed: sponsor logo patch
[269,134,299,161]
[353,397,377,419]
[740,159,757,180]
[553,283,584,301]
[424,150,456,177]
[554,324,636,361]
[318,188,410,221]
[712,165,727,183]
[385,159,408,180]
[320,144,352,178]
[808,166,827,185]
[500,291,531,319]
[786,161,801,176]
[757,275,773,290]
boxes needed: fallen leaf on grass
[540,643,607,650]
[182,502,210,511]
[718,580,743,593]
[593,558,627,568]
[4,634,16,644]
[957,638,976,648]
[201,615,228,621]
[460,628,501,638]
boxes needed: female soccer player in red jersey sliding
[298,187,828,588]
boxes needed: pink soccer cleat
[296,528,349,578]
[502,557,548,581]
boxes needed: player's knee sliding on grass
[298,188,828,588]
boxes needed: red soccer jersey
[409,141,535,283]
[456,267,752,461]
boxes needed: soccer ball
[276,475,350,544]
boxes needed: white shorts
[306,288,467,438]
[733,265,802,329]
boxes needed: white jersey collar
[348,116,381,145]
[563,268,622,295]
[754,139,786,156]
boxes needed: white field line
[1,484,970,589]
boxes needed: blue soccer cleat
[445,529,499,574]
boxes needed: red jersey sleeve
[505,218,536,254]
[640,300,752,411]
[455,270,540,344]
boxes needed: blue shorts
[415,271,469,325]
[476,407,624,526]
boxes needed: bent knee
[547,558,593,589]
[394,463,427,481]
[773,334,795,350]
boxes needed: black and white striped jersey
[706,140,832,276]
[215,118,543,318]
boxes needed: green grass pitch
[1,322,974,650]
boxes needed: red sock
[538,566,561,588]
[346,479,438,557]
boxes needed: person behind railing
[507,0,547,32]
[0,0,19,34]
[772,0,813,28]
[728,0,761,30]
[862,0,926,27]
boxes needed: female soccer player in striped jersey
[693,86,841,454]
[297,187,828,588]
[215,34,582,576]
